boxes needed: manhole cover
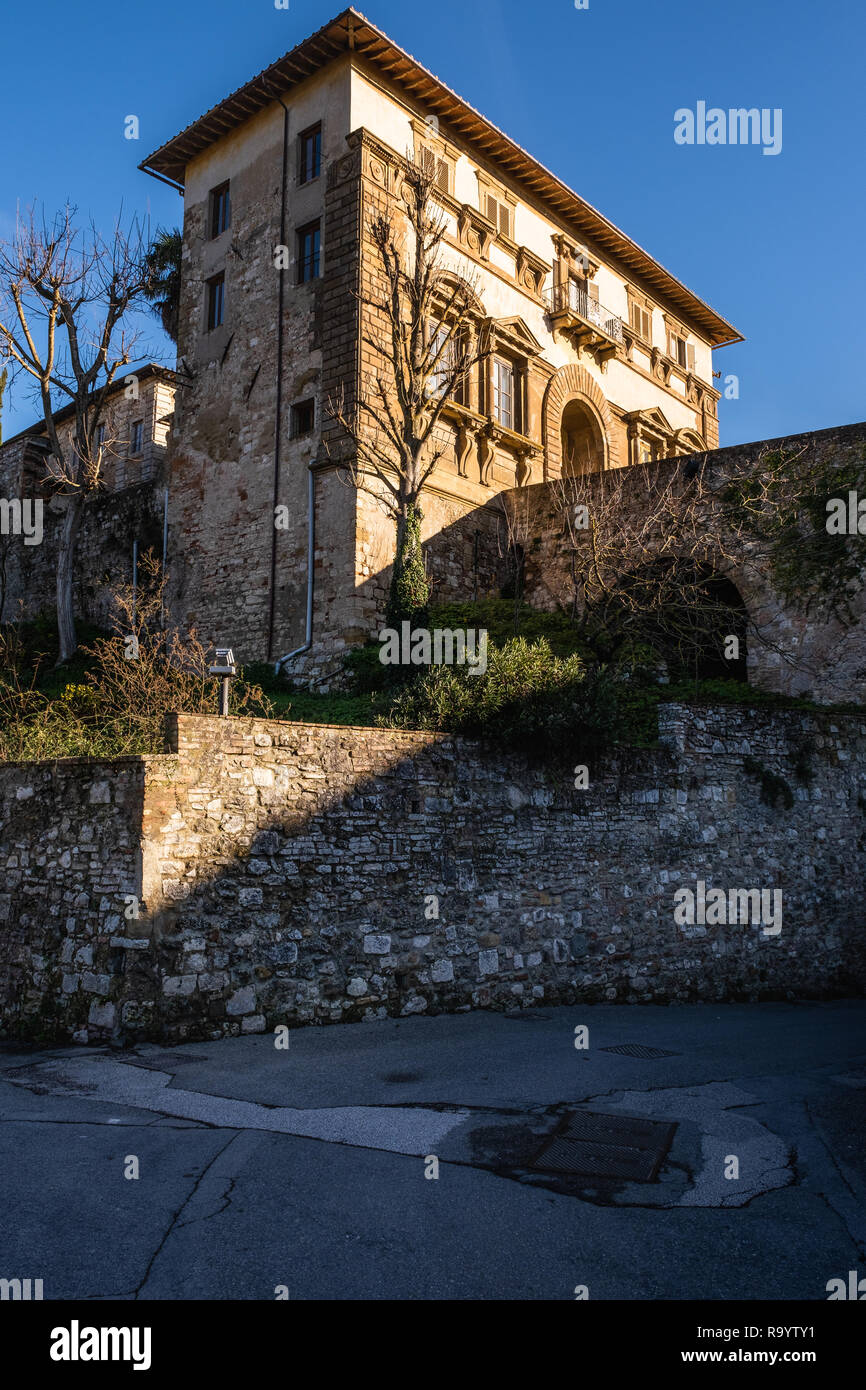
[600,1043,680,1059]
[529,1110,676,1182]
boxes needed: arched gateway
[542,363,623,477]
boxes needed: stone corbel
[458,204,495,261]
[685,372,703,407]
[455,423,475,478]
[336,128,381,188]
[478,426,496,486]
[650,346,672,386]
[514,445,540,487]
[515,246,550,301]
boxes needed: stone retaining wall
[0,705,864,1043]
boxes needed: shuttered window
[421,146,451,193]
[668,328,692,370]
[485,193,513,240]
[629,300,652,342]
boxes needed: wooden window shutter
[486,193,498,226]
[436,158,449,193]
[500,203,512,238]
[588,281,599,303]
[687,343,696,371]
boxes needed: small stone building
[0,364,175,626]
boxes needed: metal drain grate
[529,1110,676,1182]
[600,1043,680,1059]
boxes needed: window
[485,192,513,240]
[130,420,144,455]
[493,358,515,430]
[291,399,315,438]
[568,275,599,318]
[206,271,225,330]
[297,222,321,283]
[428,321,453,397]
[629,299,652,343]
[420,146,451,194]
[209,182,230,239]
[298,124,322,184]
[96,424,106,450]
[666,326,695,371]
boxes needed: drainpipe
[274,461,315,675]
[160,486,168,628]
[266,96,291,662]
[132,537,138,626]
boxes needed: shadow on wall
[333,425,866,701]
[2,708,864,1046]
[0,756,146,1040]
[344,463,752,684]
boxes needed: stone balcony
[544,282,623,363]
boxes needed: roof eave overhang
[139,6,743,349]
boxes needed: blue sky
[1,0,863,444]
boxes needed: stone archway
[543,363,623,478]
[561,398,606,476]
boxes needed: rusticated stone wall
[0,706,864,1044]
[0,367,174,627]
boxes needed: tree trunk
[386,501,429,626]
[55,493,85,664]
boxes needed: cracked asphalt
[1,999,864,1300]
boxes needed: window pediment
[489,316,544,357]
[627,406,675,438]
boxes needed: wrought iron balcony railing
[544,282,623,343]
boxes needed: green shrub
[378,636,626,766]
[0,558,274,760]
[426,598,596,660]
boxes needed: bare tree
[328,159,486,622]
[0,205,150,662]
[542,461,752,679]
[0,364,8,444]
[537,435,866,692]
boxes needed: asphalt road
[1,999,864,1301]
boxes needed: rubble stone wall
[1,705,863,1043]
